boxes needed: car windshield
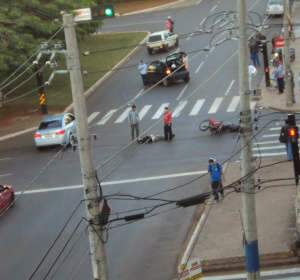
[268,0,282,5]
[148,35,162,42]
[39,119,62,130]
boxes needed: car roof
[149,30,168,36]
[41,113,67,122]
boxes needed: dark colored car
[144,52,190,87]
[0,185,14,213]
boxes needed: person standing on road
[128,104,140,141]
[165,16,174,33]
[138,60,148,86]
[163,106,173,141]
[279,120,292,161]
[208,158,224,202]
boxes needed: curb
[119,0,186,17]
[178,162,229,273]
[0,33,148,142]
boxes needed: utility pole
[284,0,294,106]
[63,13,108,280]
[238,1,260,279]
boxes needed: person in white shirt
[138,60,148,86]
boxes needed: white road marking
[114,107,131,124]
[97,109,117,125]
[195,61,204,74]
[152,103,169,119]
[253,152,286,157]
[252,145,285,151]
[262,134,279,138]
[15,170,208,195]
[210,4,217,12]
[176,84,189,101]
[138,105,152,120]
[209,46,215,53]
[254,140,279,145]
[87,112,100,124]
[173,100,188,117]
[226,96,240,112]
[199,17,207,26]
[208,97,223,114]
[0,157,12,161]
[189,99,205,116]
[0,173,12,177]
[269,127,281,131]
[224,80,235,96]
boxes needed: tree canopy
[0,0,97,84]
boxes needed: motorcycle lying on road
[199,118,240,135]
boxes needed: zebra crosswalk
[89,96,257,126]
[252,123,286,158]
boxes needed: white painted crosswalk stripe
[115,107,131,124]
[208,97,223,114]
[252,145,285,151]
[254,140,279,145]
[189,99,205,116]
[262,134,279,138]
[88,112,100,124]
[253,152,286,157]
[173,100,188,117]
[97,109,117,125]
[152,103,169,119]
[138,105,152,120]
[226,96,240,112]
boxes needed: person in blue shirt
[138,60,148,86]
[208,158,224,201]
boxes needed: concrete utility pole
[284,0,294,106]
[63,13,108,280]
[238,1,260,279]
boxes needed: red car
[0,185,14,213]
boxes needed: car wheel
[184,75,190,83]
[147,48,153,55]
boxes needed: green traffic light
[104,7,113,17]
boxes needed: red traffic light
[288,127,297,137]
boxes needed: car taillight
[34,132,41,139]
[55,129,65,135]
[166,68,171,75]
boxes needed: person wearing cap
[163,106,173,141]
[208,158,224,201]
[165,16,174,33]
[128,104,140,141]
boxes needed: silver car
[34,113,76,149]
[266,0,284,16]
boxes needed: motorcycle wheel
[199,120,210,131]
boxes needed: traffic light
[287,114,300,185]
[91,4,114,19]
[258,40,271,87]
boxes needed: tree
[0,0,98,87]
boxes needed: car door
[64,114,76,141]
[0,187,10,210]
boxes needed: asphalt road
[0,0,289,280]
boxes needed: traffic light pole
[63,13,108,280]
[238,1,260,279]
[284,0,295,106]
[260,40,271,87]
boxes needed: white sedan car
[146,30,179,55]
[266,0,284,16]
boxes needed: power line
[0,26,64,90]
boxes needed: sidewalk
[259,3,300,112]
[182,157,300,277]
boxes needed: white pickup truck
[146,30,179,55]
